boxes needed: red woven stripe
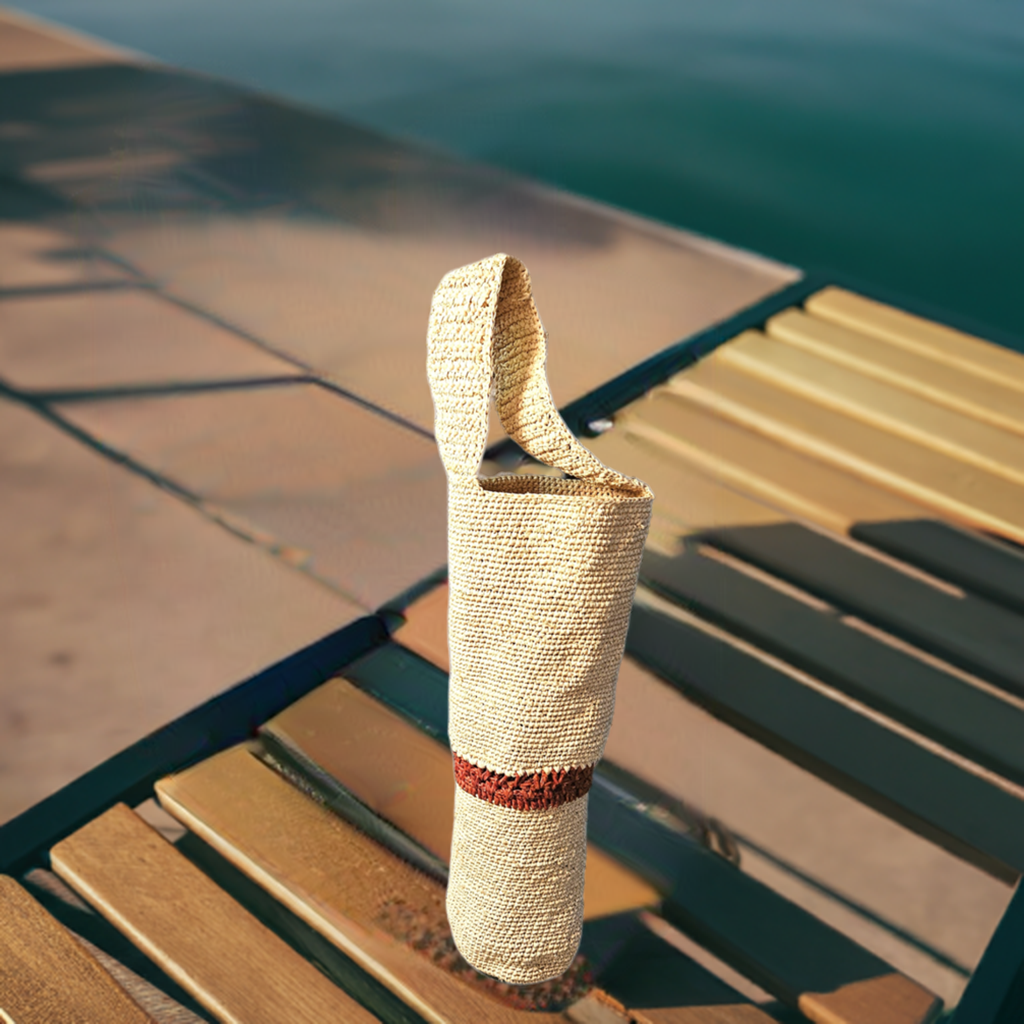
[452,753,594,811]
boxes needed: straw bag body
[427,254,653,984]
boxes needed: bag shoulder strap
[427,253,640,488]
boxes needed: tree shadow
[0,60,617,247]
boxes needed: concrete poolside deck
[0,6,1009,1009]
[0,5,796,819]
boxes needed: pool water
[18,0,1024,344]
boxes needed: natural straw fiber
[427,254,653,983]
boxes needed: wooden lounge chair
[1,281,1021,1024]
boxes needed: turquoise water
[19,0,1024,343]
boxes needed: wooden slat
[805,287,1024,396]
[588,426,1024,619]
[264,691,773,1023]
[604,392,924,534]
[156,747,767,1024]
[626,596,1024,882]
[262,678,662,920]
[194,841,775,1024]
[58,935,209,1024]
[20,867,214,1024]
[669,357,1024,545]
[715,331,1024,487]
[527,430,1024,753]
[639,545,1024,787]
[261,680,454,876]
[181,830,751,1024]
[767,309,1024,437]
[49,804,381,1024]
[157,746,568,1024]
[163,830,426,1024]
[590,410,1024,748]
[378,624,940,1024]
[0,874,157,1024]
[391,583,450,674]
[706,520,1024,701]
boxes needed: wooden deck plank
[766,309,1024,438]
[157,747,767,1024]
[391,583,450,674]
[0,874,158,1024]
[261,678,662,920]
[346,637,941,1024]
[263,679,455,866]
[568,430,787,561]
[178,825,745,1024]
[49,804,381,1024]
[540,425,1024,711]
[20,866,216,1023]
[805,288,1024,396]
[606,392,924,534]
[639,545,1024,787]
[157,746,577,1024]
[626,596,1024,882]
[706,520,1024,702]
[668,357,1024,545]
[714,331,1024,487]
[262,693,780,1021]
[163,829,426,1024]
[588,427,1024,617]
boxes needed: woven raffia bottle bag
[427,253,654,984]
